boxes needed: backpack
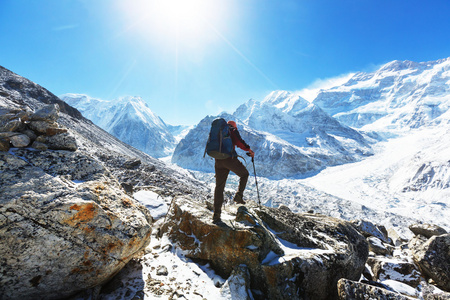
[204,118,234,159]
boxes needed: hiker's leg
[228,157,249,201]
[213,159,230,221]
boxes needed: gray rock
[31,103,60,122]
[9,133,30,147]
[367,257,421,287]
[368,236,393,256]
[409,223,447,239]
[156,265,168,276]
[0,118,24,132]
[0,150,153,300]
[387,227,408,247]
[29,120,57,135]
[422,283,450,300]
[162,197,368,300]
[412,234,450,292]
[31,141,48,151]
[337,278,416,300]
[22,129,37,141]
[37,132,78,151]
[352,219,391,243]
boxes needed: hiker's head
[227,120,237,128]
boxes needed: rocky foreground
[1,65,450,299]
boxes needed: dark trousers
[213,157,249,220]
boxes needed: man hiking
[212,120,254,224]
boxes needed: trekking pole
[251,157,262,210]
[157,195,176,239]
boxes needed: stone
[0,137,9,151]
[422,283,450,300]
[220,264,252,300]
[388,227,408,247]
[30,103,60,122]
[156,265,168,276]
[337,278,416,300]
[9,133,30,148]
[161,197,368,300]
[409,223,447,239]
[45,127,68,136]
[0,118,24,132]
[37,132,78,151]
[31,141,48,151]
[411,234,450,292]
[368,236,393,256]
[367,257,421,288]
[22,129,37,141]
[29,120,57,135]
[352,219,391,244]
[0,150,153,299]
[124,158,141,169]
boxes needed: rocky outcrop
[409,223,447,239]
[411,234,450,292]
[0,147,153,299]
[367,257,421,288]
[161,197,368,300]
[0,104,77,152]
[337,278,416,300]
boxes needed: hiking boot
[213,218,226,226]
[233,193,245,205]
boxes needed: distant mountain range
[313,58,450,131]
[60,94,184,158]
[62,57,450,179]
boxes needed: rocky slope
[0,65,209,299]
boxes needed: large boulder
[0,149,153,299]
[409,223,447,239]
[161,197,368,300]
[411,234,450,292]
[367,257,421,288]
[337,278,416,300]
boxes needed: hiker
[212,120,254,224]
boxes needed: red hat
[227,120,237,128]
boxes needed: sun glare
[117,0,226,47]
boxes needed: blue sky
[1,0,450,125]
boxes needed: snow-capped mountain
[172,92,373,179]
[313,57,450,132]
[61,94,176,158]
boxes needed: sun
[116,0,227,47]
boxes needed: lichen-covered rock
[0,150,153,300]
[162,197,368,300]
[409,223,447,239]
[411,234,450,292]
[337,278,416,300]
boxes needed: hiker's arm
[231,129,250,151]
